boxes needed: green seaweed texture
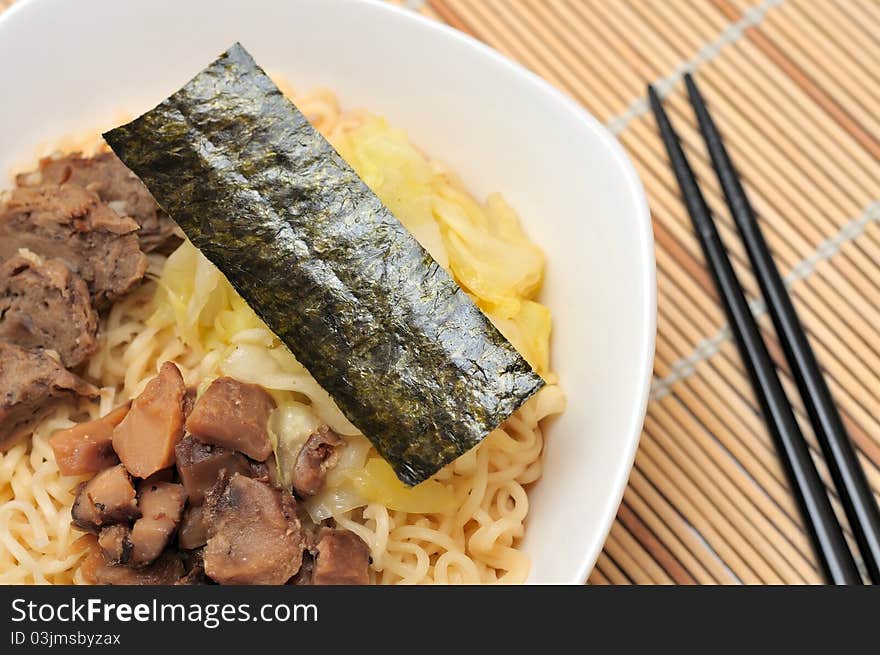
[104,43,544,485]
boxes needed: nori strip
[104,43,544,486]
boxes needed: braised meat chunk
[0,184,147,306]
[112,362,186,478]
[16,152,177,252]
[292,426,343,497]
[71,464,140,533]
[203,474,303,585]
[0,343,98,451]
[0,251,97,367]
[313,528,371,585]
[186,377,275,461]
[49,403,129,476]
[0,183,147,456]
[128,481,186,567]
[174,434,251,504]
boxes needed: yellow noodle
[0,408,93,584]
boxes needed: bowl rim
[0,0,657,585]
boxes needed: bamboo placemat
[4,0,879,584]
[402,0,880,585]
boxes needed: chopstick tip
[684,74,702,105]
[647,84,661,109]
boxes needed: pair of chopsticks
[649,74,880,585]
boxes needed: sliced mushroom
[97,524,132,565]
[174,434,251,505]
[80,548,184,585]
[50,403,129,476]
[291,426,343,497]
[128,481,186,567]
[177,505,207,551]
[186,377,275,461]
[312,528,371,585]
[112,362,186,478]
[202,473,303,585]
[71,464,140,533]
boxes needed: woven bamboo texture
[4,0,880,584]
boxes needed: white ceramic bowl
[0,0,655,583]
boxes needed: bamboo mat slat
[2,0,878,584]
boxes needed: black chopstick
[684,73,880,584]
[647,85,862,584]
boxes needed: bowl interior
[0,0,655,583]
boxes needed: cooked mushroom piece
[112,362,186,478]
[178,505,207,550]
[182,387,197,420]
[296,504,323,553]
[175,565,209,585]
[291,426,344,497]
[49,403,130,476]
[97,524,132,565]
[291,551,315,585]
[174,434,252,504]
[246,457,279,487]
[128,481,186,567]
[71,464,140,533]
[185,377,275,461]
[202,473,303,585]
[312,528,371,585]
[179,546,206,577]
[81,548,184,585]
[141,468,175,485]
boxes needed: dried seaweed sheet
[104,43,544,485]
